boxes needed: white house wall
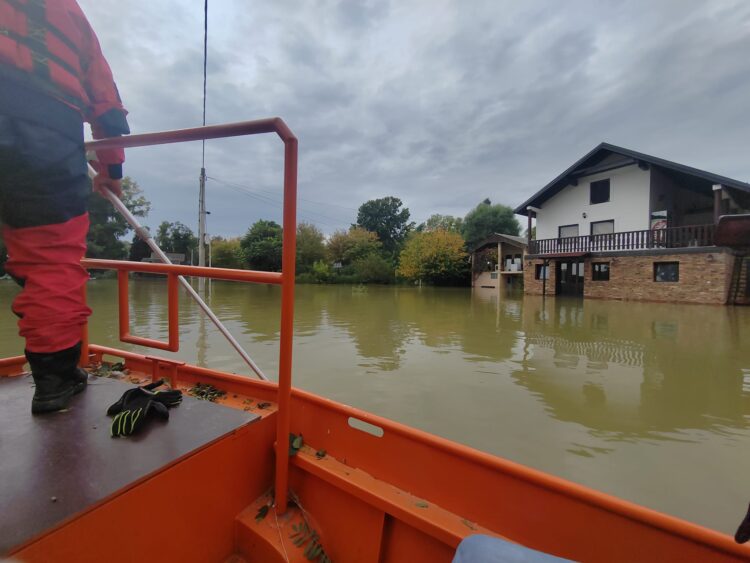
[535,165,651,239]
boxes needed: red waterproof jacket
[0,0,129,174]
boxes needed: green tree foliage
[418,214,463,233]
[472,247,498,275]
[397,229,470,285]
[87,177,150,259]
[311,260,332,282]
[296,222,326,273]
[241,219,283,271]
[128,227,152,262]
[353,253,394,283]
[211,237,244,269]
[155,221,198,259]
[327,227,381,266]
[461,198,520,249]
[355,196,414,253]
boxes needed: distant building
[471,233,527,295]
[515,143,750,304]
[142,252,188,265]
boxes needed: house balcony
[528,224,716,255]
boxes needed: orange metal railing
[84,118,298,513]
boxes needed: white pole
[198,168,207,291]
[88,165,268,380]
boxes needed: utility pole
[198,167,207,291]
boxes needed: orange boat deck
[0,372,260,555]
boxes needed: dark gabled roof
[471,232,528,253]
[514,142,750,216]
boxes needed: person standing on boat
[0,0,129,413]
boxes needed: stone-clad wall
[524,251,731,304]
[523,259,557,296]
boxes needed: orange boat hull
[3,347,748,563]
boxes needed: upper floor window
[590,179,610,204]
[591,220,615,235]
[558,224,579,238]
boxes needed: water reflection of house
[512,297,750,437]
[470,233,528,295]
[514,143,750,304]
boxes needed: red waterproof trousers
[0,87,91,353]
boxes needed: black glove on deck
[107,379,182,437]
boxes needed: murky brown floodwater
[2,278,750,533]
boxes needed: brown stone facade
[523,259,557,296]
[524,250,731,304]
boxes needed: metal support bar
[88,164,268,381]
[83,118,298,514]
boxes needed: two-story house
[515,143,750,304]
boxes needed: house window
[592,262,610,281]
[590,179,610,204]
[591,220,614,235]
[558,224,579,238]
[535,264,549,280]
[654,262,679,282]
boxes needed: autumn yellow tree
[397,229,470,285]
[211,237,244,269]
[326,227,381,265]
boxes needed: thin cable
[209,175,358,212]
[207,176,353,222]
[214,181,344,229]
[208,177,347,227]
[201,0,208,167]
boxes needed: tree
[461,199,520,249]
[418,214,463,233]
[87,177,150,259]
[397,229,470,285]
[353,253,394,283]
[296,222,326,273]
[211,237,244,269]
[128,227,152,262]
[327,227,381,266]
[355,196,414,253]
[241,219,283,271]
[155,221,198,260]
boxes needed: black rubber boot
[26,342,88,414]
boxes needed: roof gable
[514,143,750,215]
[471,232,528,253]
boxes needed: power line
[206,176,351,227]
[208,178,347,229]
[209,175,358,212]
[201,0,208,167]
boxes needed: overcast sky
[78,0,750,238]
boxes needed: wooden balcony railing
[529,224,716,255]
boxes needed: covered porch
[471,233,528,296]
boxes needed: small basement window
[592,262,610,281]
[654,262,679,282]
[590,179,610,204]
[535,264,549,280]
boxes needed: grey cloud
[77,0,750,235]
